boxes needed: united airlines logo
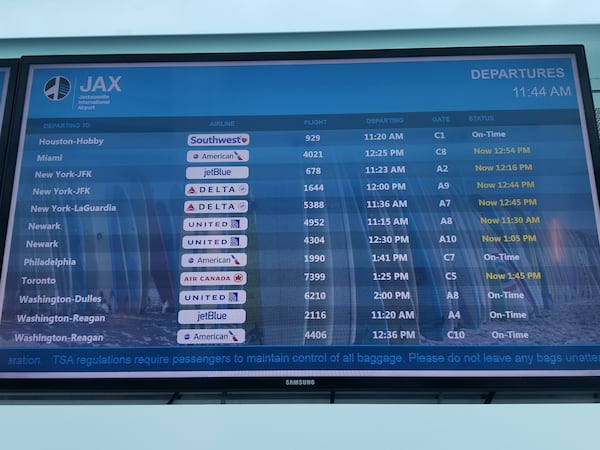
[44,76,71,101]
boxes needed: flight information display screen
[0,67,9,133]
[1,47,599,388]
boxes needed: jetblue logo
[44,77,71,101]
[80,76,122,93]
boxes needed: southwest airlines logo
[44,76,71,101]
[188,134,250,146]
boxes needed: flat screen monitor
[0,60,17,173]
[1,46,600,395]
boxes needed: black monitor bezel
[1,45,600,397]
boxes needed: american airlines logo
[44,76,71,101]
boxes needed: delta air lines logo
[44,76,71,101]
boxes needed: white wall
[1,0,600,38]
[1,403,600,450]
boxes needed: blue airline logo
[188,134,250,146]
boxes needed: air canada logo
[44,76,71,101]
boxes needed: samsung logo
[285,379,316,386]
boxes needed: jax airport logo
[44,76,71,101]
